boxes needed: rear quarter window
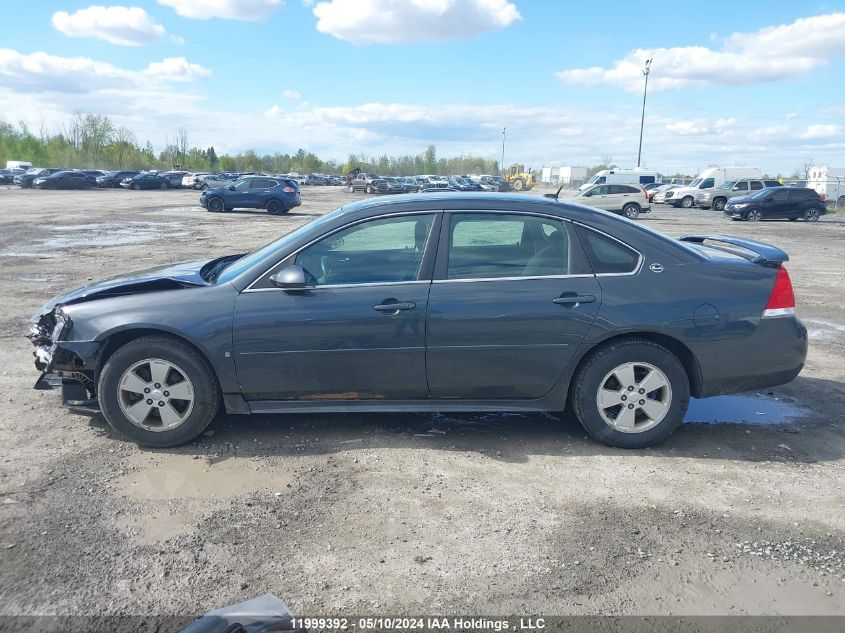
[578,228,640,274]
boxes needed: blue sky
[2,0,844,174]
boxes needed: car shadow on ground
[84,375,845,465]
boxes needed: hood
[32,258,212,320]
[668,186,699,196]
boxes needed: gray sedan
[28,194,807,449]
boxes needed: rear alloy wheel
[713,198,726,211]
[746,209,762,221]
[804,207,820,222]
[681,196,694,208]
[98,336,219,447]
[266,199,286,215]
[571,340,689,448]
[206,196,225,213]
[622,203,640,220]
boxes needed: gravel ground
[0,184,843,619]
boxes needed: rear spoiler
[679,235,789,267]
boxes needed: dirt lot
[1,185,844,621]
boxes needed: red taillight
[283,186,295,193]
[763,266,796,317]
[818,193,826,203]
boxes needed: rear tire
[207,196,225,213]
[713,198,726,211]
[98,336,219,447]
[266,199,286,215]
[622,203,640,220]
[571,340,689,448]
[804,207,820,222]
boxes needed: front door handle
[553,294,596,306]
[374,301,416,312]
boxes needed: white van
[807,165,845,210]
[663,166,761,208]
[579,168,661,191]
[6,160,33,171]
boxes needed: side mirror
[228,185,236,191]
[269,265,308,289]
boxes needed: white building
[808,165,845,208]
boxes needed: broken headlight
[51,309,70,343]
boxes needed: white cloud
[557,12,845,91]
[144,57,212,81]
[665,121,710,136]
[282,89,301,99]
[0,49,210,94]
[157,0,282,20]
[313,0,521,44]
[52,6,172,46]
[800,124,842,140]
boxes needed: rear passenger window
[447,214,572,279]
[250,179,270,189]
[734,182,749,191]
[749,181,763,190]
[579,228,640,274]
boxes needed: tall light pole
[501,127,506,175]
[637,58,652,168]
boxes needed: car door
[232,212,440,401]
[426,212,602,399]
[247,178,274,208]
[767,189,789,218]
[786,189,807,219]
[581,185,611,210]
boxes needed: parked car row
[346,173,512,195]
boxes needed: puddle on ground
[685,394,808,426]
[114,511,195,545]
[116,452,293,500]
[0,221,187,258]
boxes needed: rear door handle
[374,301,416,312]
[553,294,596,306]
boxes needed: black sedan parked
[98,170,140,188]
[28,194,807,449]
[33,170,92,189]
[725,187,826,222]
[120,172,171,190]
[15,167,65,188]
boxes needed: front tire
[512,178,524,191]
[160,182,168,190]
[98,336,220,447]
[746,208,762,221]
[206,196,225,212]
[571,340,689,448]
[131,183,141,191]
[681,196,694,208]
[622,203,640,220]
[366,185,373,194]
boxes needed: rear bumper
[692,316,808,397]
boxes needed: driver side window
[234,179,251,191]
[295,214,436,286]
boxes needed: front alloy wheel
[118,359,195,432]
[207,197,224,212]
[681,196,694,208]
[746,209,762,221]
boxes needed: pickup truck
[349,173,388,194]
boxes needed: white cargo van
[663,166,761,208]
[807,165,845,210]
[579,168,661,191]
[6,160,33,171]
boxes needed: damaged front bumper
[28,310,102,413]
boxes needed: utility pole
[637,58,652,168]
[501,127,506,175]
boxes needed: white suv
[573,184,651,219]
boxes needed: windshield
[214,208,345,284]
[688,178,702,187]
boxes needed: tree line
[0,114,500,176]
